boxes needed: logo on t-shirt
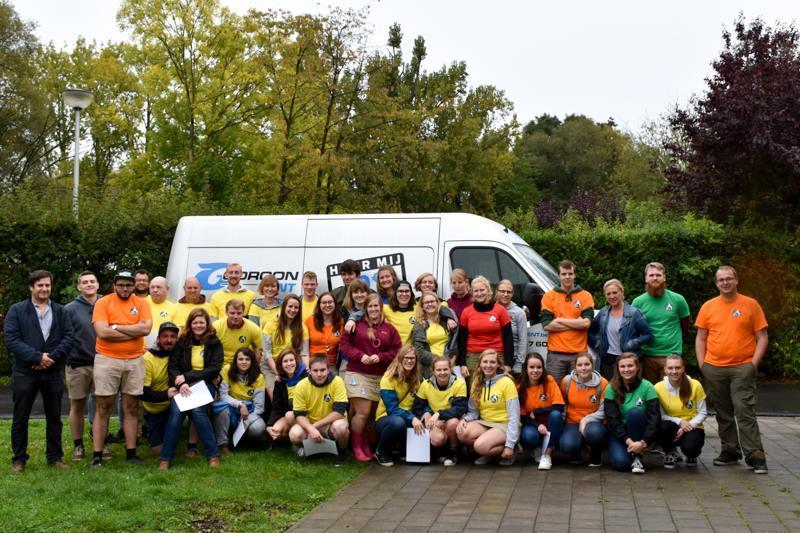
[333,331,340,337]
[665,303,673,312]
[324,393,332,402]
[539,393,547,401]
[408,316,416,324]
[489,315,497,322]
[130,307,139,316]
[238,335,246,343]
[732,309,741,318]
[160,311,169,318]
[247,388,254,397]
[685,400,694,409]
[636,397,644,406]
[490,394,499,403]
[448,396,454,405]
[589,394,597,404]
[574,300,582,308]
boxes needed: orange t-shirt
[305,315,343,367]
[518,375,564,424]
[695,294,768,367]
[93,293,152,359]
[541,289,594,353]
[561,376,608,424]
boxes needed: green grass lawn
[0,420,366,532]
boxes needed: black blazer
[3,299,74,376]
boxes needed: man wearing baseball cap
[141,321,181,456]
[91,271,152,467]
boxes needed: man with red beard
[632,262,690,384]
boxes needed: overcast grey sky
[11,0,799,132]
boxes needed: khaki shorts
[342,371,381,401]
[477,420,508,433]
[93,354,145,396]
[66,366,94,400]
[261,361,278,391]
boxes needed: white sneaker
[443,457,457,467]
[293,445,305,458]
[474,455,491,465]
[631,456,645,474]
[538,455,552,471]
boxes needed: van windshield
[514,244,559,289]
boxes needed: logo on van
[196,263,228,291]
[326,254,407,291]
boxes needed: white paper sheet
[303,437,338,456]
[232,420,246,447]
[173,381,213,412]
[406,428,430,463]
[541,430,551,452]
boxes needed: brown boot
[50,460,70,470]
[158,460,170,471]
[219,445,231,457]
[208,456,221,468]
[11,463,25,473]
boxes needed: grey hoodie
[563,369,606,425]
[65,294,100,368]
[657,375,707,428]
[465,373,520,449]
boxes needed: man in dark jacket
[4,270,74,472]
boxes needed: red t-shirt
[460,303,511,353]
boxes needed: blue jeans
[519,410,564,450]
[375,415,409,454]
[159,383,219,461]
[608,407,647,471]
[559,422,608,462]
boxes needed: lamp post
[61,88,94,219]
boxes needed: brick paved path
[290,417,800,532]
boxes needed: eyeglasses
[402,357,416,362]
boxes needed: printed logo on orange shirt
[732,309,741,318]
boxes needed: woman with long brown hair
[517,353,564,470]
[159,308,223,470]
[340,293,401,462]
[305,292,344,371]
[266,348,308,445]
[456,349,520,466]
[261,295,309,395]
[213,347,266,454]
[373,345,424,466]
[376,265,398,304]
[604,353,660,474]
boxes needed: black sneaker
[686,457,698,468]
[375,449,394,467]
[335,449,348,467]
[745,450,768,474]
[713,450,742,466]
[90,457,103,468]
[126,456,144,465]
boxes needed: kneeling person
[142,322,181,455]
[289,356,349,464]
[214,347,266,454]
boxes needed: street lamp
[61,88,94,219]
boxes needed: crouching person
[214,347,267,454]
[142,322,181,456]
[289,356,350,465]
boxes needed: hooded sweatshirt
[464,373,520,450]
[654,375,708,428]
[561,369,608,425]
[412,373,468,420]
[142,343,175,414]
[267,362,309,426]
[65,294,100,368]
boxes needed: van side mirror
[523,282,545,324]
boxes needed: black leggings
[657,420,705,458]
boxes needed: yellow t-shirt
[221,364,266,401]
[654,378,706,428]
[383,305,415,344]
[173,301,215,330]
[375,374,418,420]
[425,322,449,356]
[262,321,310,358]
[143,351,170,414]
[210,288,258,320]
[191,345,205,371]
[247,300,281,328]
[292,375,348,424]
[416,377,467,412]
[212,318,262,366]
[145,297,177,334]
[301,296,318,325]
[476,375,518,423]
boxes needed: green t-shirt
[632,289,690,356]
[604,379,658,423]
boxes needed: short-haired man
[141,322,180,456]
[145,276,176,347]
[173,276,215,328]
[4,270,74,472]
[331,259,361,306]
[64,271,107,461]
[91,271,153,467]
[212,299,262,366]
[541,260,595,382]
[300,271,319,324]
[210,263,257,319]
[696,266,769,473]
[134,270,150,298]
[289,356,349,465]
[632,262,691,384]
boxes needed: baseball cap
[113,271,136,283]
[158,322,180,334]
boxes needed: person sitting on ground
[289,356,350,465]
[373,345,424,467]
[412,356,468,466]
[655,354,707,468]
[517,353,565,470]
[456,349,520,466]
[266,348,308,444]
[604,352,660,474]
[141,322,181,456]
[214,347,267,455]
[559,352,608,467]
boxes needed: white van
[165,213,558,356]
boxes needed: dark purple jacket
[340,319,401,376]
